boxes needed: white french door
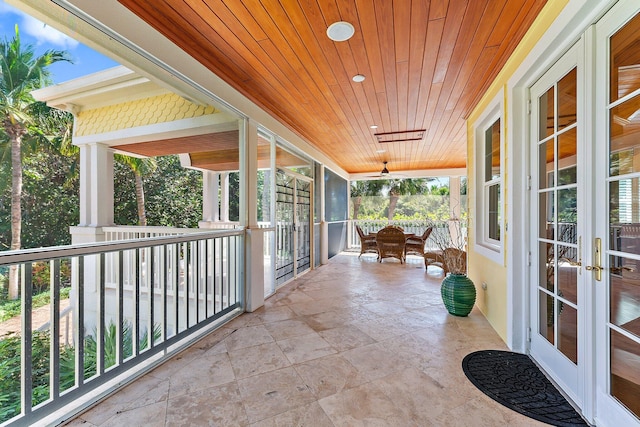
[528,2,640,425]
[529,41,584,407]
[593,1,640,426]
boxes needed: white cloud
[0,1,78,49]
[21,14,78,49]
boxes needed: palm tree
[350,180,384,219]
[115,155,157,226]
[0,25,71,299]
[385,178,429,220]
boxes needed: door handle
[586,238,602,281]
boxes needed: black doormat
[462,350,589,426]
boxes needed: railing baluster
[77,257,85,387]
[1,229,243,426]
[149,247,155,348]
[51,259,61,400]
[134,249,140,357]
[118,251,124,366]
[98,254,105,376]
[21,263,33,416]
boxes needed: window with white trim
[474,95,503,262]
[484,119,501,244]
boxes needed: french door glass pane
[558,69,577,130]
[539,86,555,139]
[541,242,555,292]
[610,95,640,176]
[539,139,555,189]
[558,128,577,185]
[610,329,640,417]
[608,11,640,420]
[558,244,578,305]
[558,304,578,363]
[610,12,640,103]
[540,191,555,239]
[539,290,555,345]
[608,256,640,335]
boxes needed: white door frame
[506,0,620,424]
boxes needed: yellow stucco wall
[466,0,570,342]
[75,93,218,136]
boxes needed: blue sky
[0,1,119,84]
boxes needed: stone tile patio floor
[65,253,544,426]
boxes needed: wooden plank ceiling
[117,0,547,175]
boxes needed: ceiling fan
[366,161,406,179]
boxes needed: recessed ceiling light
[370,125,378,129]
[327,21,355,42]
[376,149,386,153]
[352,74,365,82]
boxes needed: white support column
[221,172,230,223]
[241,119,264,312]
[449,175,463,247]
[449,176,462,219]
[201,171,220,223]
[71,142,114,337]
[320,165,329,265]
[77,143,114,229]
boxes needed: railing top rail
[102,225,235,233]
[0,228,245,266]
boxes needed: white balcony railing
[0,229,244,426]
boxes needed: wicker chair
[376,226,407,263]
[356,225,378,258]
[424,248,467,274]
[405,227,433,257]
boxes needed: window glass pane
[610,95,640,177]
[539,86,555,140]
[484,119,500,182]
[558,304,578,364]
[558,68,577,131]
[539,290,555,345]
[610,178,640,254]
[540,241,555,292]
[557,188,577,243]
[610,12,640,103]
[609,255,640,336]
[539,139,555,189]
[540,191,554,240]
[558,128,577,185]
[610,329,640,417]
[557,244,578,305]
[324,168,348,221]
[488,183,500,241]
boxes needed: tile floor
[65,253,545,426]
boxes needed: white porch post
[72,142,114,242]
[320,165,329,264]
[241,119,265,312]
[220,172,230,222]
[449,175,463,247]
[449,176,461,220]
[200,171,220,227]
[70,142,115,335]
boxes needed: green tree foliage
[0,25,71,299]
[350,180,385,219]
[115,155,203,228]
[0,144,78,249]
[0,321,160,424]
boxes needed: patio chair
[405,227,433,257]
[356,225,378,258]
[376,226,407,263]
[424,248,467,274]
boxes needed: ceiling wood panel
[118,0,547,174]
